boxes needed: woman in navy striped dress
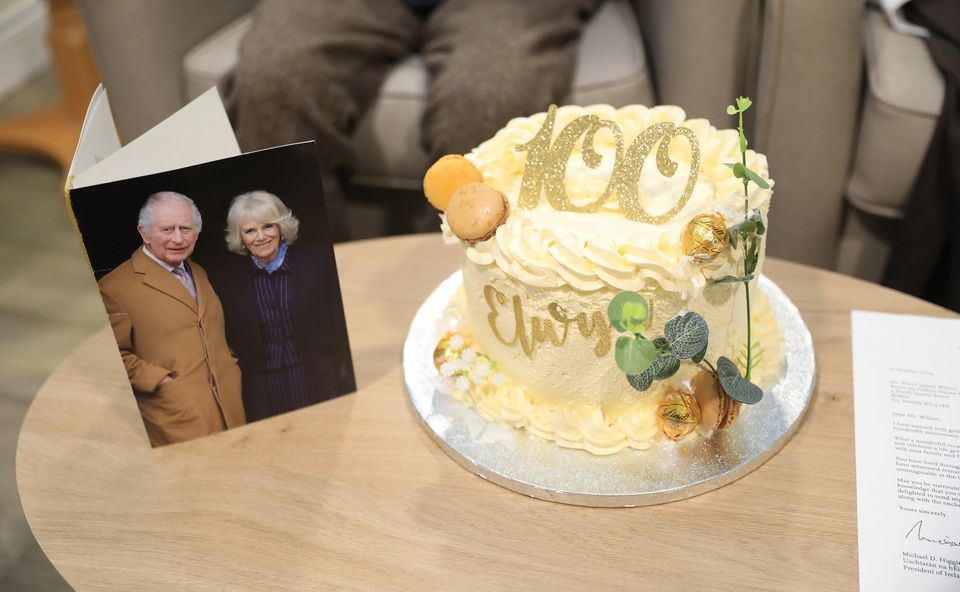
[218,191,354,422]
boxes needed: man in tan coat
[98,191,245,446]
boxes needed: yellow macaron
[423,154,484,211]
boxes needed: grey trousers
[223,0,602,237]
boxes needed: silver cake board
[403,272,816,507]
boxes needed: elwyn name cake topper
[514,104,701,224]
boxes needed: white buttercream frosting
[437,289,784,456]
[441,104,774,294]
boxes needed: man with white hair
[98,191,245,446]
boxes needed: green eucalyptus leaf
[732,162,747,180]
[749,209,766,235]
[744,252,758,277]
[727,224,740,248]
[607,292,650,334]
[627,369,655,393]
[664,312,709,360]
[691,341,708,364]
[615,336,656,375]
[726,105,738,115]
[736,96,753,112]
[723,162,737,171]
[626,351,682,392]
[653,352,681,380]
[744,236,761,276]
[717,356,763,404]
[739,130,748,153]
[709,275,753,285]
[740,220,756,237]
[743,166,770,189]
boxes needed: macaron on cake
[691,369,742,431]
[423,154,509,244]
[423,154,484,211]
[445,183,509,244]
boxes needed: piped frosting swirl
[441,104,774,295]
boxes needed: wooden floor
[0,71,103,591]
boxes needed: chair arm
[754,0,864,268]
[76,0,256,143]
[634,0,760,125]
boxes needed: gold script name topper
[484,285,611,359]
[515,105,701,224]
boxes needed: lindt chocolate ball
[681,212,728,262]
[445,183,509,244]
[423,155,484,211]
[656,391,701,440]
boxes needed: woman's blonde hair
[224,191,300,255]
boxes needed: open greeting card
[67,86,356,447]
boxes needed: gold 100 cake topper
[515,105,701,224]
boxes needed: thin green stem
[738,105,752,379]
[739,110,749,217]
[744,281,752,380]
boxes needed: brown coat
[98,249,245,446]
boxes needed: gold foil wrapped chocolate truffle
[446,182,509,244]
[691,369,741,430]
[656,391,701,440]
[433,331,465,371]
[681,212,728,262]
[423,154,484,211]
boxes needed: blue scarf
[251,241,288,274]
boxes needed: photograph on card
[69,142,356,447]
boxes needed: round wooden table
[16,234,959,591]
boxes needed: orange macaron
[423,154,484,211]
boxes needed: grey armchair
[839,6,943,281]
[80,0,929,283]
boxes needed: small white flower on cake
[472,359,491,380]
[439,361,456,377]
[441,359,469,377]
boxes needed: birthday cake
[425,100,783,455]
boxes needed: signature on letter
[905,520,960,548]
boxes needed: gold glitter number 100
[515,105,701,225]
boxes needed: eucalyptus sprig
[605,97,769,406]
[716,96,768,389]
[607,291,763,404]
[607,293,709,393]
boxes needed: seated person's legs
[223,0,422,239]
[420,0,603,158]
